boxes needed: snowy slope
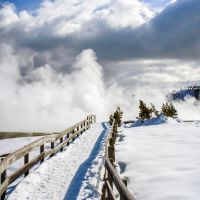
[7,122,109,200]
[116,120,200,200]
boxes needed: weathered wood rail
[0,115,96,200]
[101,120,135,200]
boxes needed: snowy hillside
[116,120,200,200]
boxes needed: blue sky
[142,0,171,9]
[0,0,42,10]
[0,0,171,11]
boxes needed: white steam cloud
[0,44,199,132]
[0,46,135,131]
[174,98,200,120]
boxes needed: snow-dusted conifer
[161,102,177,118]
[137,100,153,120]
[113,106,123,127]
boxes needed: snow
[6,118,199,200]
[0,136,48,189]
[116,120,200,200]
[0,137,42,155]
[7,122,108,200]
[0,136,45,190]
[131,114,168,127]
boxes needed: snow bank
[131,114,179,127]
[116,121,200,200]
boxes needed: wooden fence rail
[0,115,96,200]
[101,120,135,200]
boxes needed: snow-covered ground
[0,136,48,188]
[116,119,200,200]
[0,137,42,155]
[7,122,108,200]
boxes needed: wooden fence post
[87,116,90,129]
[113,123,117,134]
[112,132,116,143]
[72,130,75,142]
[108,146,115,163]
[109,138,114,147]
[85,121,87,131]
[60,137,63,152]
[50,142,54,158]
[1,157,6,200]
[81,124,83,134]
[86,117,88,129]
[40,144,44,163]
[105,169,109,199]
[24,154,29,177]
[67,133,70,146]
[77,126,79,138]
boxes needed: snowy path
[8,122,108,200]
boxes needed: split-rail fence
[0,115,96,200]
[101,119,135,200]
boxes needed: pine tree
[109,107,123,127]
[113,106,123,127]
[137,100,153,120]
[169,102,178,118]
[161,102,178,118]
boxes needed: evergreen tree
[113,106,123,127]
[169,102,178,118]
[109,107,123,127]
[161,102,178,118]
[137,100,153,120]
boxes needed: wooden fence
[0,115,96,200]
[101,120,135,200]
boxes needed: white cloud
[0,4,18,27]
[94,0,153,29]
[0,0,153,36]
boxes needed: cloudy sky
[0,0,200,131]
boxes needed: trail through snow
[8,122,108,200]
